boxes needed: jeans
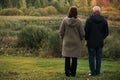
[65,57,77,77]
[88,48,102,75]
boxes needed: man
[85,6,109,76]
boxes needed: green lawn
[0,56,120,80]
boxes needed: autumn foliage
[100,0,109,7]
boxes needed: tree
[91,0,97,6]
[85,0,88,6]
[41,0,49,7]
[68,0,73,6]
[21,0,27,8]
[58,0,70,13]
[109,0,120,7]
[73,0,81,7]
[96,0,101,6]
[87,0,92,6]
[34,0,41,8]
[12,0,22,8]
[26,0,34,7]
[0,0,11,8]
[8,0,12,8]
[100,0,109,7]
[0,0,4,8]
[51,0,59,11]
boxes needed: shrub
[48,30,62,57]
[0,8,24,16]
[103,27,120,59]
[102,7,120,21]
[17,25,51,49]
[44,6,58,15]
[78,7,92,16]
[36,6,58,16]
[108,15,120,21]
[104,36,120,59]
[23,6,58,16]
[102,7,119,12]
[17,25,63,57]
[23,7,36,16]
[36,8,48,16]
[0,31,7,45]
[0,19,22,36]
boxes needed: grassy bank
[0,56,120,80]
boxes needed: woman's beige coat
[59,17,85,58]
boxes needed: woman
[59,6,85,77]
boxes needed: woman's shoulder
[77,17,81,21]
[75,18,82,24]
[63,16,68,19]
[62,16,69,21]
[63,17,81,22]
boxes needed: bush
[36,8,48,16]
[44,6,58,15]
[104,36,120,59]
[17,25,51,49]
[23,7,36,16]
[23,6,58,16]
[78,7,92,16]
[108,15,120,21]
[48,30,62,57]
[103,27,120,59]
[17,25,63,57]
[36,6,58,16]
[102,7,120,21]
[0,8,24,16]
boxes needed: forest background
[0,0,120,58]
[0,0,120,17]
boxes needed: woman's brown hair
[68,6,78,18]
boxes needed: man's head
[93,6,101,12]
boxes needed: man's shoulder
[86,16,92,23]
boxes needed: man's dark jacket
[85,14,109,48]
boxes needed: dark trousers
[88,48,102,75]
[65,57,77,76]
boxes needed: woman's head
[68,6,78,18]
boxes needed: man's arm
[84,19,90,40]
[103,20,109,39]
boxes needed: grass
[0,56,120,80]
[0,15,119,26]
[0,16,120,80]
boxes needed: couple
[59,6,109,77]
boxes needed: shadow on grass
[0,71,19,80]
[0,71,119,80]
[50,71,120,80]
